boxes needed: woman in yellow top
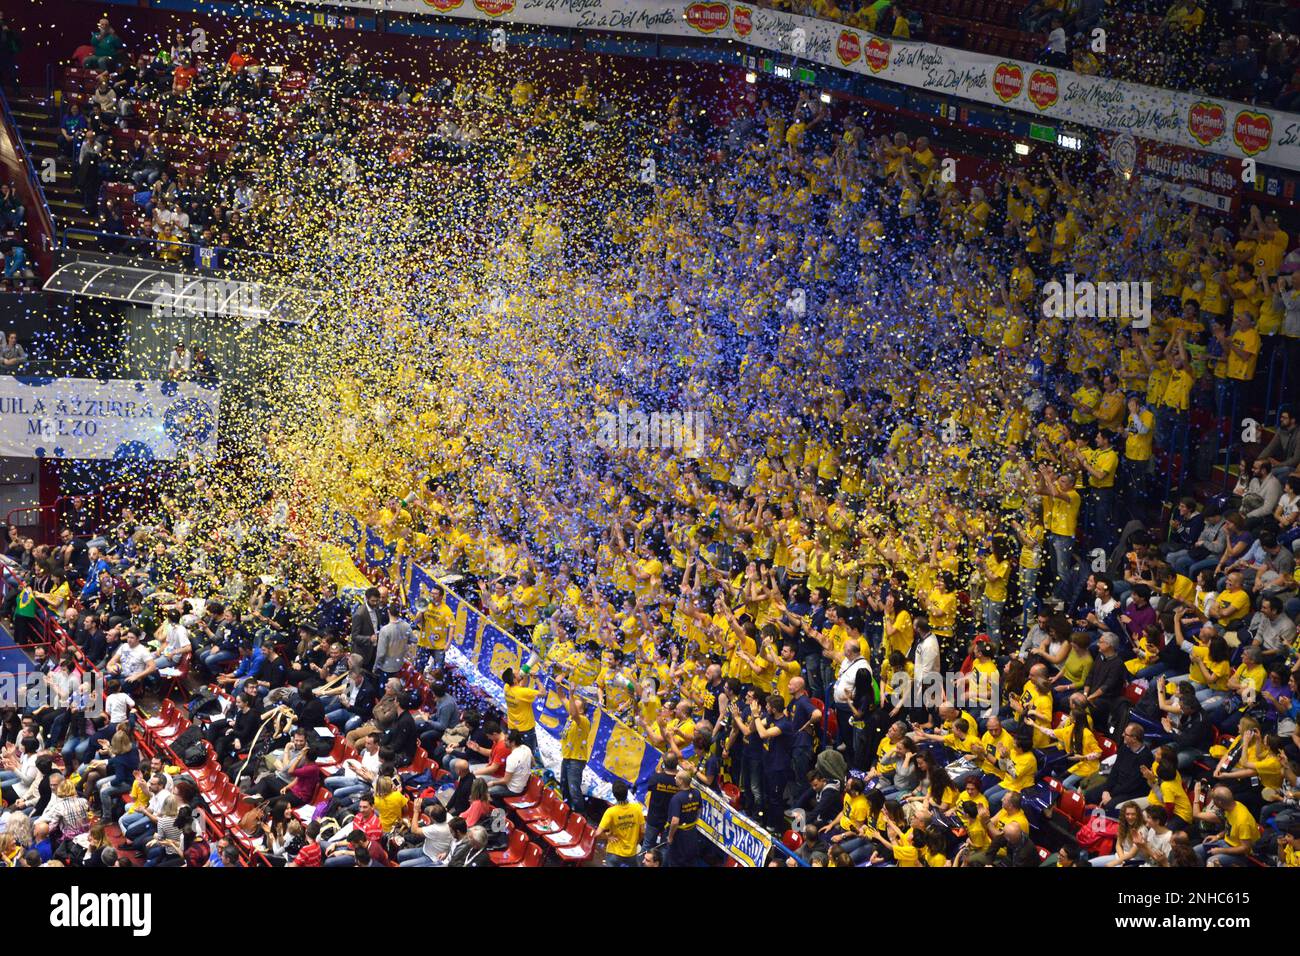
[984,727,1039,805]
[1213,722,1284,800]
[1181,633,1234,698]
[882,591,914,658]
[1126,623,1163,676]
[924,572,959,646]
[373,775,409,832]
[1141,748,1195,826]
[979,537,1011,645]
[1030,698,1102,791]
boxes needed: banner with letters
[0,377,219,461]
[321,504,776,864]
[697,783,774,867]
[288,0,1300,172]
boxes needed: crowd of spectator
[0,6,1299,874]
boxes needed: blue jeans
[397,847,439,866]
[1048,533,1076,597]
[981,596,1004,644]
[1194,839,1250,866]
[560,758,585,814]
[1019,567,1039,628]
[200,648,237,671]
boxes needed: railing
[56,225,278,272]
[0,88,57,278]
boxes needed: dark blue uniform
[665,786,702,867]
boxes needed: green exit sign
[761,58,774,72]
[1029,123,1057,144]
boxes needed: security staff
[665,769,702,867]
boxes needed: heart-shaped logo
[473,0,514,15]
[423,0,465,10]
[1232,109,1273,156]
[864,37,891,73]
[1028,69,1058,110]
[992,62,1024,102]
[684,2,730,32]
[837,30,861,66]
[733,5,753,36]
[1187,101,1227,146]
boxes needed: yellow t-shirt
[504,685,541,732]
[560,710,592,761]
[983,555,1010,604]
[1125,408,1155,462]
[598,801,645,858]
[1223,800,1260,848]
[375,790,409,831]
[928,590,958,637]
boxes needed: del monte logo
[992,62,1023,102]
[733,4,753,36]
[684,1,729,32]
[1028,69,1058,110]
[473,0,514,15]
[1232,109,1272,156]
[837,30,861,66]
[1187,101,1227,146]
[864,36,890,73]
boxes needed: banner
[323,508,776,864]
[0,377,219,460]
[697,783,773,867]
[288,0,1300,172]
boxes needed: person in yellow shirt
[1155,332,1194,473]
[980,538,1011,645]
[1212,312,1261,424]
[502,666,541,753]
[983,728,1038,804]
[923,572,959,647]
[1031,698,1102,790]
[1074,428,1120,551]
[595,780,645,866]
[554,679,591,814]
[1141,747,1195,826]
[416,583,455,670]
[1192,784,1259,865]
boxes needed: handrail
[0,87,57,277]
[0,88,56,240]
[57,225,278,268]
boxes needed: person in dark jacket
[1084,723,1152,813]
[381,692,419,767]
[1084,631,1129,735]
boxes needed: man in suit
[350,587,388,672]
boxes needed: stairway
[6,90,103,249]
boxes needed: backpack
[1075,809,1118,857]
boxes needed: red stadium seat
[525,802,570,839]
[488,828,529,866]
[542,813,588,850]
[552,821,596,865]
[502,776,542,811]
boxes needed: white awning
[43,262,317,325]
